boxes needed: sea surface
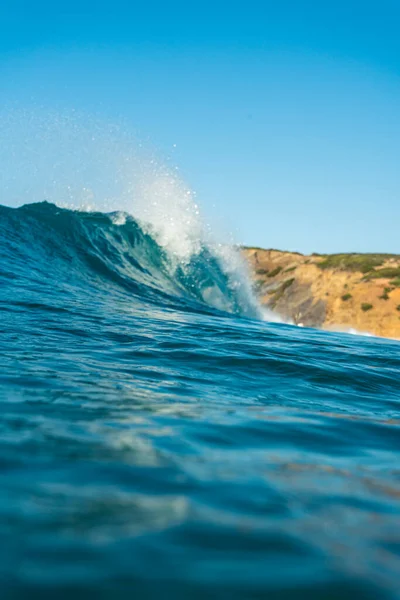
[1,201,400,599]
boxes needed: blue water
[1,202,400,599]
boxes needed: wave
[0,201,263,318]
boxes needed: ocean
[1,200,399,599]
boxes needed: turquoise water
[1,202,400,599]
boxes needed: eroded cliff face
[242,248,400,340]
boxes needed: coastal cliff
[242,248,400,340]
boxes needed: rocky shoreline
[242,247,400,340]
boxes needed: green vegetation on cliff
[267,266,283,278]
[365,267,400,280]
[361,303,374,312]
[317,254,393,273]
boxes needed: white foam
[111,212,127,226]
[129,165,204,265]
[344,327,374,338]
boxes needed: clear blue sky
[1,1,399,254]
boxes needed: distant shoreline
[242,247,400,340]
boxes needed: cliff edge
[242,248,400,339]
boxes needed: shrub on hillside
[267,266,283,278]
[361,303,373,312]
